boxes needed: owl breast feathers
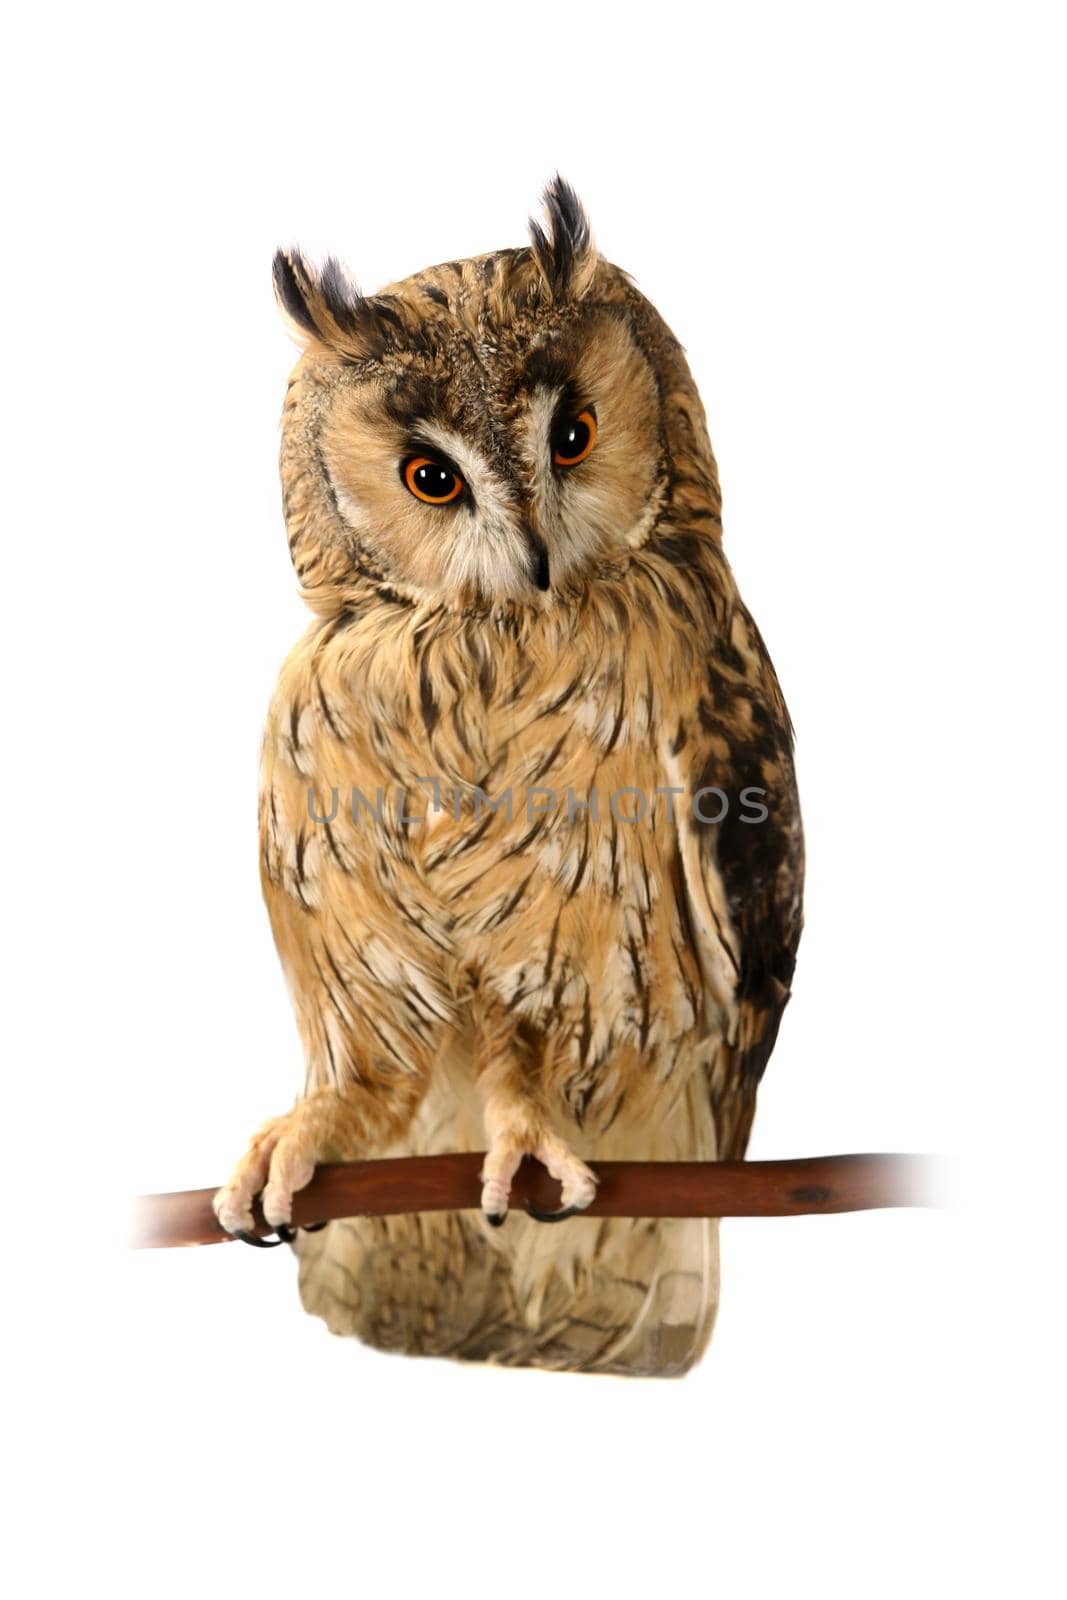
[215,178,803,1377]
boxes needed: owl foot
[480,1131,597,1227]
[214,1104,325,1239]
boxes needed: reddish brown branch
[130,1152,939,1249]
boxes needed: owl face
[276,180,715,613]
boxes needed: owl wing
[671,599,804,1159]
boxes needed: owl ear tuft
[273,249,322,340]
[272,248,390,360]
[528,175,597,300]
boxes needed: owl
[214,178,803,1376]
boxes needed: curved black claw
[523,1200,586,1224]
[233,1220,325,1246]
[302,1220,329,1233]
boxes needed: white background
[4,3,1064,1596]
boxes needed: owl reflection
[215,178,803,1376]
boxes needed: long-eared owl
[215,178,804,1376]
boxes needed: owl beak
[523,527,551,591]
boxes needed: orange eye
[402,455,465,505]
[552,408,597,468]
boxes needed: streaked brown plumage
[215,179,803,1375]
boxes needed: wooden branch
[130,1152,939,1250]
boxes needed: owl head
[275,178,722,616]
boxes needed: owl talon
[233,1228,287,1248]
[523,1199,589,1224]
[231,1219,326,1247]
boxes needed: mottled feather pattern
[217,179,803,1375]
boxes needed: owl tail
[293,1066,720,1377]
